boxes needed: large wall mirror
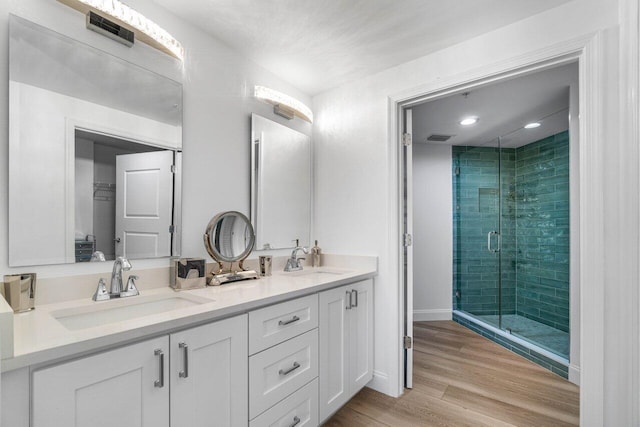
[251,114,311,250]
[8,16,183,267]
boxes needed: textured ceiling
[152,0,572,95]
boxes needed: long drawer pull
[178,342,189,378]
[278,361,301,376]
[278,315,300,326]
[289,416,301,427]
[353,289,358,308]
[154,349,164,388]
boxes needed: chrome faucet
[284,246,309,272]
[92,257,139,301]
[110,256,132,295]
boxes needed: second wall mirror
[251,114,311,250]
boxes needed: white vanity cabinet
[32,335,170,427]
[3,270,377,427]
[31,314,248,427]
[318,279,374,423]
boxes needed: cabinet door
[33,336,169,427]
[318,286,350,422]
[349,279,374,393]
[170,314,248,427]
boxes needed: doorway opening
[74,129,179,261]
[400,60,580,386]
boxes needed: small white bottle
[311,240,321,267]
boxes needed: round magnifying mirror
[203,211,258,285]
[204,211,255,262]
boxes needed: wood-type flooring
[324,320,579,426]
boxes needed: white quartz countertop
[2,263,376,372]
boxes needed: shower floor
[475,314,569,359]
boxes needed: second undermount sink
[52,293,214,331]
[286,267,353,277]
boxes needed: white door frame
[402,108,413,389]
[388,31,618,425]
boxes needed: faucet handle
[92,278,110,301]
[123,275,140,297]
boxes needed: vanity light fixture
[524,122,541,129]
[254,86,314,123]
[57,0,184,61]
[459,117,479,126]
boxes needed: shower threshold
[453,310,569,378]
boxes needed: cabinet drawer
[250,378,318,427]
[249,329,318,419]
[249,294,318,355]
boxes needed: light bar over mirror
[254,85,313,123]
[57,0,184,61]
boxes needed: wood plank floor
[323,321,579,426]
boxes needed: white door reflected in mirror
[115,151,174,259]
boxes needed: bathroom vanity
[0,256,376,427]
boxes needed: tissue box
[170,258,206,290]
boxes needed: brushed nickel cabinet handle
[353,289,358,307]
[289,416,301,427]
[279,361,301,376]
[154,349,164,388]
[279,315,300,326]
[178,342,189,378]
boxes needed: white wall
[412,144,453,321]
[313,0,621,408]
[0,0,312,277]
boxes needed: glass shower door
[453,138,503,329]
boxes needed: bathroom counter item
[1,255,376,372]
[311,240,322,267]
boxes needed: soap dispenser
[311,240,321,267]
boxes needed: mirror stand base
[207,270,259,286]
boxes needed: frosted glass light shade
[254,86,313,123]
[58,0,184,61]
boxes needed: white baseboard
[569,364,580,386]
[413,308,452,321]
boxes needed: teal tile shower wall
[452,131,569,332]
[514,132,570,332]
[452,146,516,315]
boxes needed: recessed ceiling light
[459,117,478,126]
[524,122,541,129]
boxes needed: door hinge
[402,133,412,146]
[403,336,412,349]
[169,225,176,234]
[170,164,176,173]
[403,233,412,247]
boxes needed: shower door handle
[487,231,500,253]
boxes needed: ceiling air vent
[427,134,453,142]
[86,11,135,47]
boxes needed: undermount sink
[52,293,214,331]
[286,267,353,277]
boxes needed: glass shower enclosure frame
[453,133,570,360]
